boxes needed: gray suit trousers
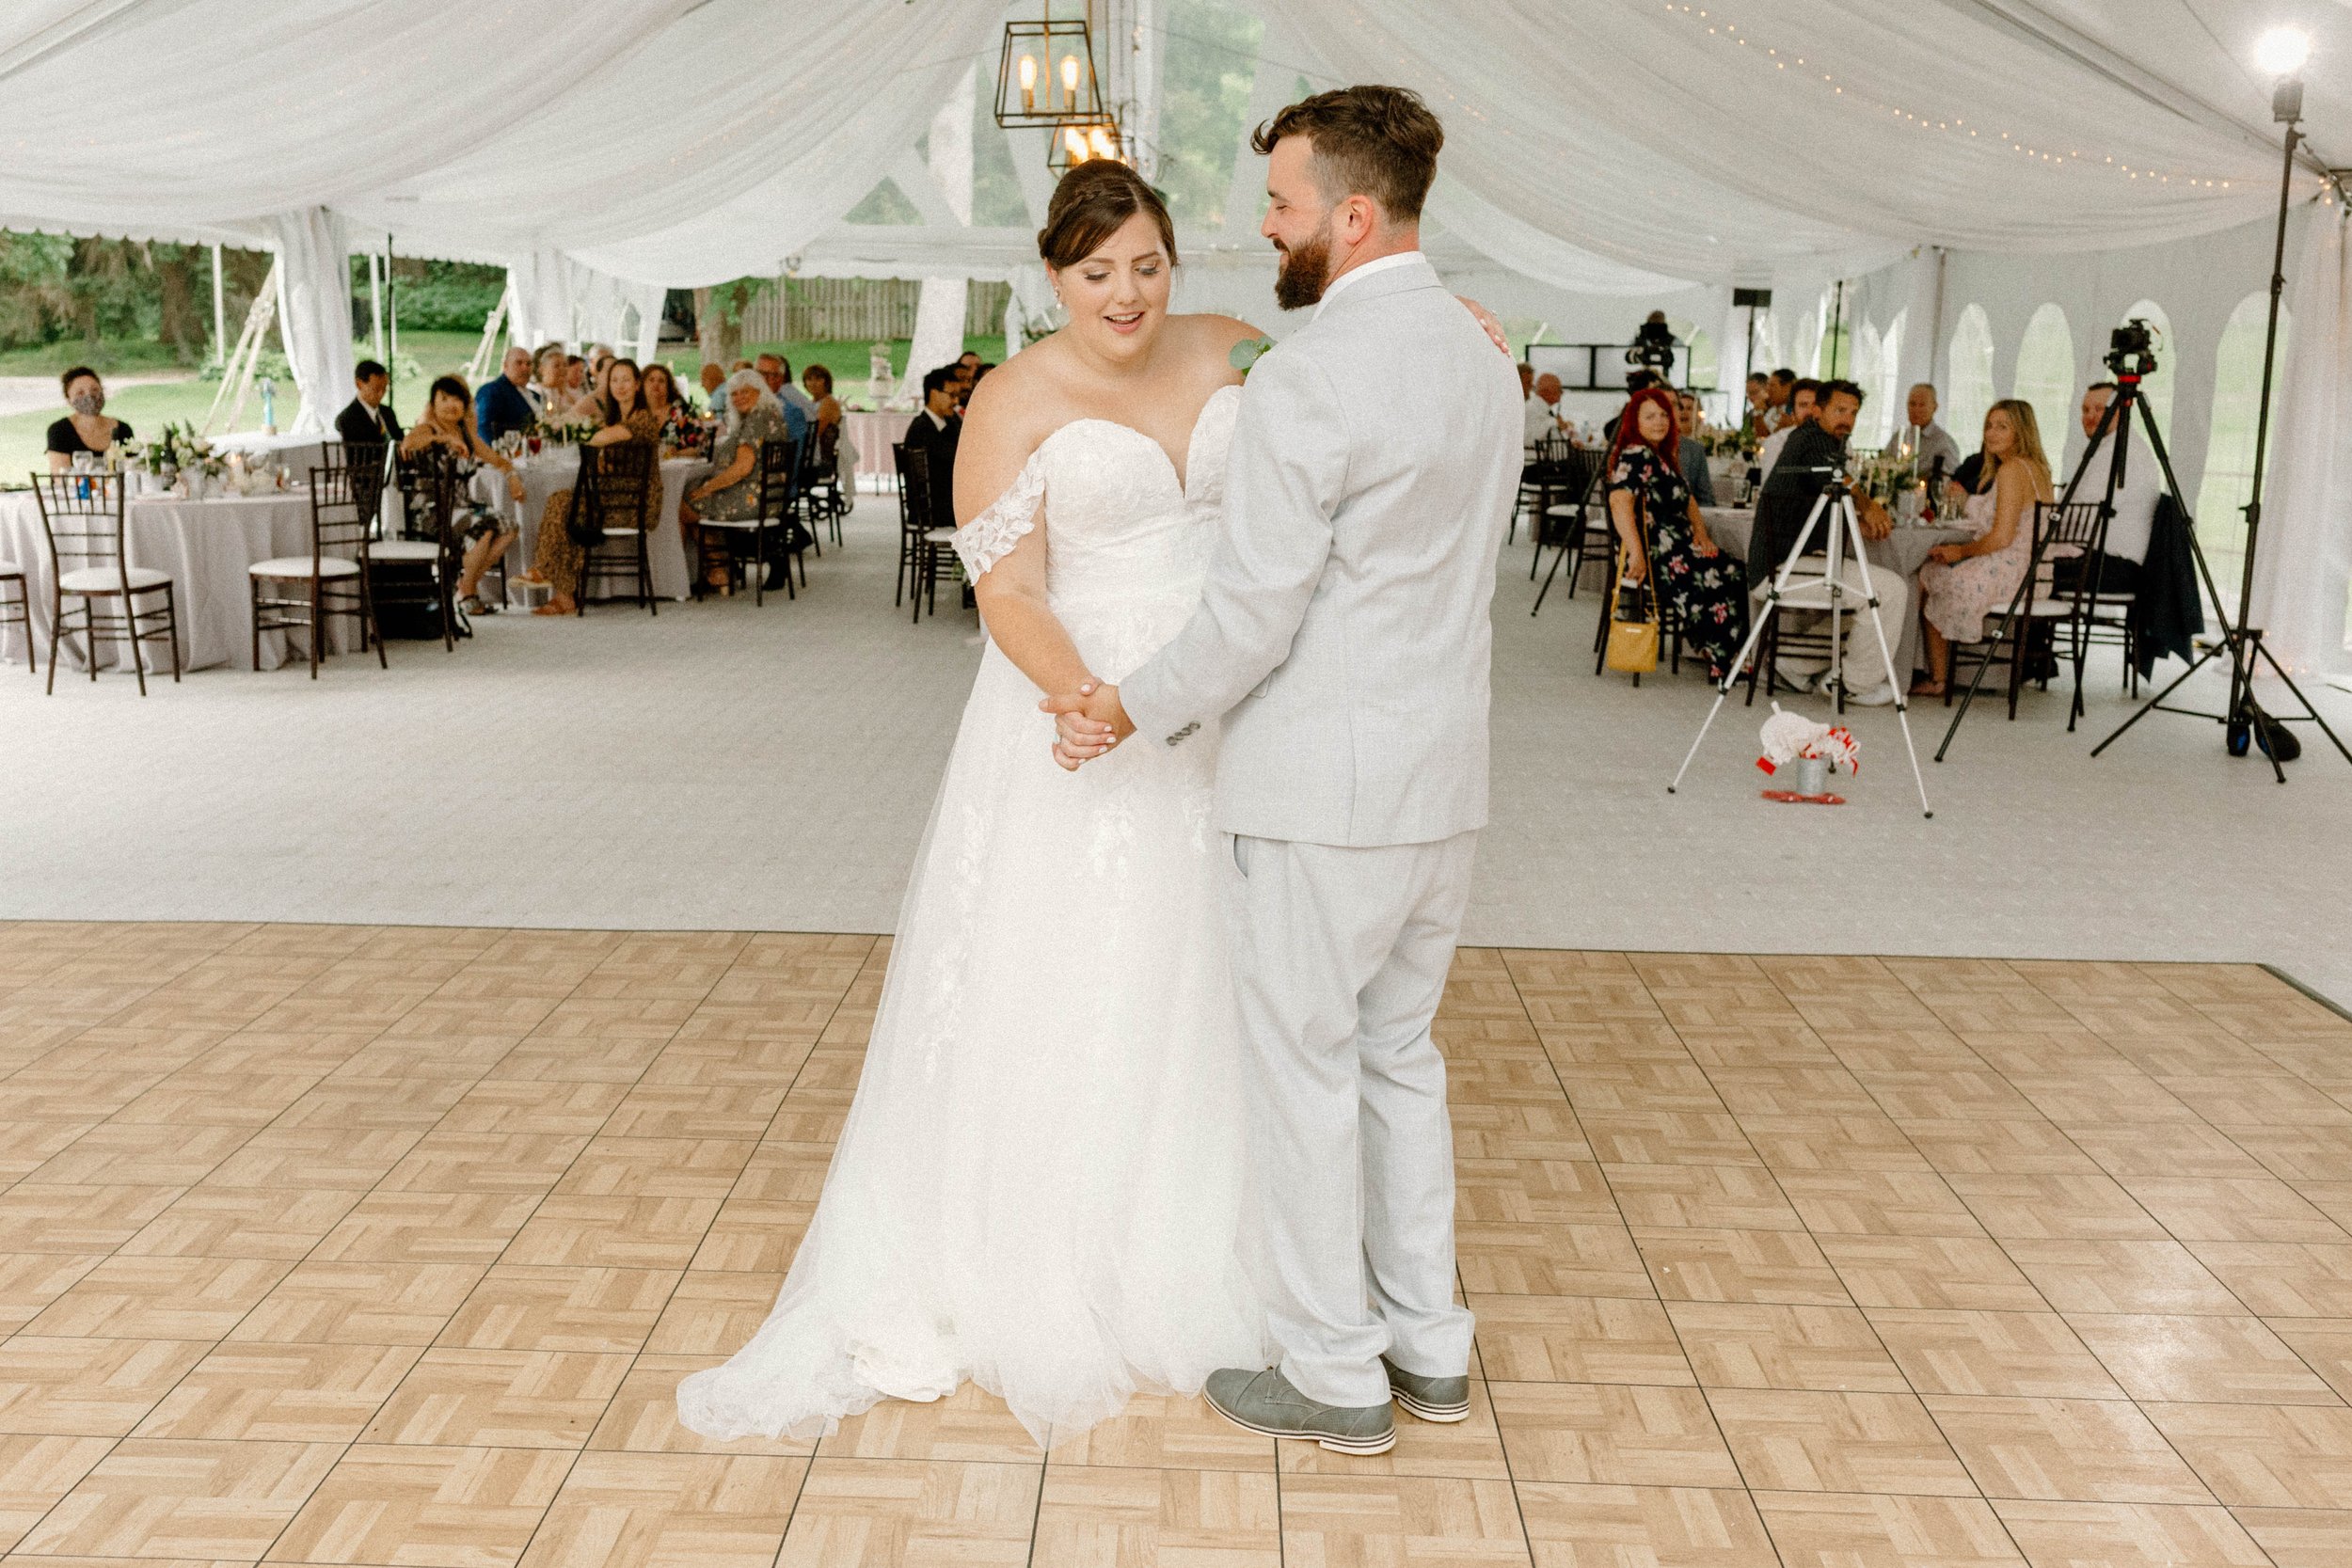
[1226,831,1479,1408]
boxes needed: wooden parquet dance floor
[2,924,2350,1566]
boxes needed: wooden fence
[739,277,1010,343]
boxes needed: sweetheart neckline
[1031,382,1239,496]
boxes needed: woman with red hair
[1605,385,1748,681]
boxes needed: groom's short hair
[1251,85,1442,223]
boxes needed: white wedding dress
[677,383,1265,1447]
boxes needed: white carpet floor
[4,506,2348,1006]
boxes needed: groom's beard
[1272,223,1334,312]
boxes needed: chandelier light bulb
[2254,25,2311,77]
[1063,125,1089,162]
[1060,53,1081,107]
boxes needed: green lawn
[3,331,1007,486]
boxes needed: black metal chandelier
[993,10,1104,131]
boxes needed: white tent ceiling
[2,0,2341,287]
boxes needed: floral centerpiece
[1847,445,1919,505]
[1756,703,1859,800]
[528,411,597,447]
[1699,426,1754,459]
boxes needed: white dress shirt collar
[1312,249,1425,321]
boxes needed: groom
[1046,85,1521,1454]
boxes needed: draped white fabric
[2249,204,2352,675]
[1277,1,2329,284]
[270,208,356,437]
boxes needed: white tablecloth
[843,411,914,483]
[0,488,356,673]
[1700,506,1969,680]
[211,430,331,481]
[475,451,709,603]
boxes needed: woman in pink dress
[1913,399,2055,697]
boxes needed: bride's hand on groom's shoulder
[1041,681,1130,771]
[1455,295,1512,357]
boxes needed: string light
[1657,1,2245,191]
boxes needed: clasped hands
[1041,681,1132,771]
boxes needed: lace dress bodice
[954,384,1239,681]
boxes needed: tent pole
[210,244,225,369]
[369,251,384,363]
[387,238,398,364]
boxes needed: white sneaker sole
[1391,1388,1471,1423]
[1207,1400,1397,1454]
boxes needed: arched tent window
[1683,327,1717,394]
[2196,293,2291,576]
[2012,304,2075,461]
[1789,309,1818,377]
[1877,310,1906,448]
[2117,299,2175,441]
[1853,320,1891,447]
[1947,305,1996,451]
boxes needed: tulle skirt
[675,625,1266,1449]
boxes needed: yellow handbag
[1603,495,1660,675]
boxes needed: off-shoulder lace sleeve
[951,452,1045,578]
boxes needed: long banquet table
[0,486,358,673]
[1699,506,1970,683]
[475,451,710,603]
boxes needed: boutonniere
[1229,336,1276,378]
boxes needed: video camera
[2106,318,2161,379]
[1624,316,1677,383]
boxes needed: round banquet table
[843,410,914,483]
[0,487,358,673]
[474,451,709,603]
[1698,507,1971,684]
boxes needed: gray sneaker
[1382,1356,1471,1423]
[1203,1367,1395,1455]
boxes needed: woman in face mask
[47,367,135,473]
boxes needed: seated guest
[46,366,134,472]
[1518,362,1535,401]
[640,361,689,446]
[529,344,568,416]
[1898,383,1961,479]
[1749,378,1907,706]
[1738,372,1772,445]
[564,355,588,402]
[1915,399,2057,696]
[683,369,796,592]
[1764,367,1798,430]
[474,347,538,443]
[1523,372,1566,456]
[759,353,818,423]
[698,360,727,409]
[898,365,961,531]
[335,359,402,450]
[802,363,843,435]
[402,374,524,615]
[531,358,661,616]
[1605,386,1748,682]
[1756,377,1821,482]
[2061,380,2153,594]
[1602,371,1661,444]
[1675,389,1716,507]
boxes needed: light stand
[2088,60,2350,779]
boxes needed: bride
[678,157,1511,1449]
[676,162,1273,1447]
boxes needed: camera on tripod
[2106,318,2161,379]
[1624,314,1677,384]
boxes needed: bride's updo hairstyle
[1037,160,1179,270]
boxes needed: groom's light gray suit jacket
[1120,256,1523,847]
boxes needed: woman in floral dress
[530,358,661,616]
[1605,385,1747,680]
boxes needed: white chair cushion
[694,516,764,531]
[59,565,169,594]
[369,539,441,562]
[923,527,959,542]
[1544,504,1586,517]
[249,555,361,579]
